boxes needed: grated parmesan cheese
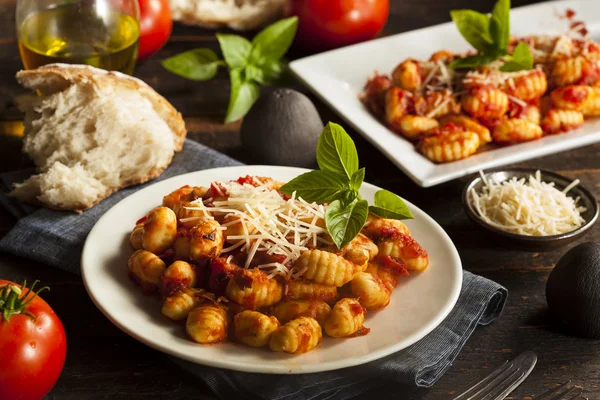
[470,170,586,236]
[184,180,327,278]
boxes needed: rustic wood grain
[1,0,599,398]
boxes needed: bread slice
[10,64,186,212]
[170,0,286,31]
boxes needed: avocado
[240,88,323,168]
[546,242,600,338]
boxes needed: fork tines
[454,351,537,400]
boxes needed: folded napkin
[0,139,508,400]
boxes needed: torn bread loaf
[10,64,186,211]
[170,0,286,31]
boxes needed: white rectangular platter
[290,0,600,187]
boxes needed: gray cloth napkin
[0,138,508,400]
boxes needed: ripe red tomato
[137,0,172,61]
[288,0,389,52]
[0,280,67,400]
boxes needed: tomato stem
[0,280,50,322]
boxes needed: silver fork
[534,381,587,400]
[453,351,537,400]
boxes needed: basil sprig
[280,123,413,249]
[162,17,298,123]
[449,0,533,72]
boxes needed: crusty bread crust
[16,64,186,151]
[12,64,187,212]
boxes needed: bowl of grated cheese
[463,168,599,250]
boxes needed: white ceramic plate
[82,166,462,374]
[290,0,600,187]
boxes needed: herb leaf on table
[161,49,224,81]
[161,17,298,123]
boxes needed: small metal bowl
[462,168,599,251]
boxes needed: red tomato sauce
[562,86,589,104]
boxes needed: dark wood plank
[1,0,599,398]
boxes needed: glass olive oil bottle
[18,3,140,74]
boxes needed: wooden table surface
[1,0,600,399]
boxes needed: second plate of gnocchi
[290,0,600,187]
[82,166,462,374]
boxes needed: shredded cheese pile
[184,179,328,278]
[470,170,587,236]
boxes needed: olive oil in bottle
[18,4,140,74]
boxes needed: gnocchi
[365,262,398,290]
[269,317,322,354]
[296,249,357,287]
[233,311,279,347]
[186,305,228,344]
[542,109,584,134]
[377,233,429,272]
[226,268,283,310]
[284,279,338,304]
[341,233,379,269]
[129,223,144,249]
[162,288,202,321]
[189,219,225,261]
[492,118,543,144]
[128,249,166,294]
[502,69,547,101]
[351,272,392,310]
[272,300,331,326]
[418,131,480,163]
[162,260,196,296]
[439,115,492,145]
[397,115,439,140]
[391,59,422,92]
[462,87,509,119]
[361,34,600,163]
[142,207,177,254]
[126,177,429,355]
[324,298,367,338]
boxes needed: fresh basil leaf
[369,190,414,220]
[350,168,365,191]
[316,122,359,179]
[279,170,351,203]
[244,61,284,85]
[217,33,252,69]
[490,0,510,51]
[326,199,369,249]
[450,9,494,53]
[225,69,260,123]
[499,42,533,72]
[161,49,223,81]
[340,190,359,207]
[244,64,265,84]
[449,54,497,69]
[250,17,298,65]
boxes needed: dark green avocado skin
[546,242,600,338]
[240,88,323,168]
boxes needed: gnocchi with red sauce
[361,31,600,163]
[126,176,429,353]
